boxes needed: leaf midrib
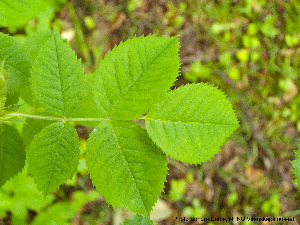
[44,123,65,194]
[109,121,148,214]
[146,117,238,126]
[0,40,30,87]
[53,35,66,116]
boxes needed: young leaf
[0,97,5,116]
[27,122,80,195]
[4,91,20,107]
[0,33,31,92]
[0,123,26,187]
[73,73,107,127]
[20,85,38,107]
[123,214,155,225]
[93,35,180,120]
[31,32,84,117]
[86,120,168,216]
[20,31,55,107]
[0,0,44,27]
[22,118,54,147]
[0,63,8,115]
[25,30,54,61]
[292,143,300,190]
[145,83,239,164]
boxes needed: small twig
[215,69,298,190]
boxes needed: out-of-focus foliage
[0,0,44,27]
[168,179,187,201]
[0,170,54,224]
[292,143,300,189]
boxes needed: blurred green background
[0,0,300,224]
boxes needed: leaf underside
[21,31,55,107]
[27,122,80,195]
[0,123,26,186]
[86,120,168,216]
[31,32,84,117]
[0,33,31,92]
[93,35,180,120]
[0,0,44,27]
[292,143,300,190]
[145,83,239,164]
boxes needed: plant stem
[0,112,111,122]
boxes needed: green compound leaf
[86,120,168,216]
[0,0,44,27]
[0,32,31,92]
[27,122,80,195]
[93,35,180,120]
[31,32,84,117]
[292,142,300,190]
[123,214,155,225]
[145,83,239,164]
[0,123,26,187]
